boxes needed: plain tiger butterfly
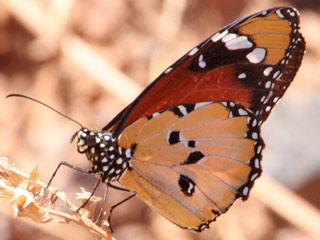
[13,6,306,232]
[73,6,305,232]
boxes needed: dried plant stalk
[0,157,115,240]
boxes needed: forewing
[104,7,305,135]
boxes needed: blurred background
[0,0,319,239]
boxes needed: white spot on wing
[247,117,251,124]
[238,73,246,79]
[238,108,247,116]
[255,158,260,168]
[221,102,227,107]
[276,9,284,18]
[122,162,127,169]
[198,54,206,68]
[225,36,253,50]
[265,106,271,112]
[164,67,173,74]
[151,112,160,118]
[243,186,249,196]
[257,145,263,154]
[246,48,266,63]
[125,148,131,158]
[252,119,257,127]
[187,182,194,195]
[194,102,211,110]
[265,81,271,89]
[263,67,273,76]
[188,47,199,56]
[251,173,259,181]
[273,70,281,79]
[222,33,237,42]
[252,132,258,140]
[178,105,188,116]
[211,30,228,42]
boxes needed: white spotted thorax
[72,128,134,182]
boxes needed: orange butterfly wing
[103,7,305,136]
[118,102,263,231]
[72,7,305,232]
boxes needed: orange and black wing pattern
[118,101,264,231]
[75,7,305,232]
[103,6,305,136]
[116,7,305,231]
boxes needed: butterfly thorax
[72,128,133,182]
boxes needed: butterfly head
[72,128,113,156]
[72,128,132,182]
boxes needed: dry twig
[0,157,115,240]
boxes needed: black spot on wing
[170,104,196,117]
[185,104,195,113]
[171,107,184,117]
[178,174,195,196]
[187,140,196,148]
[168,131,180,145]
[183,151,204,164]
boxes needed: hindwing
[119,102,264,231]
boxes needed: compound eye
[86,134,98,147]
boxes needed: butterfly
[70,6,305,232]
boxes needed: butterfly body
[73,6,305,231]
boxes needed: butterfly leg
[45,161,101,210]
[46,161,94,190]
[77,178,101,211]
[95,185,109,224]
[107,182,136,232]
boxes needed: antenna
[6,93,83,128]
